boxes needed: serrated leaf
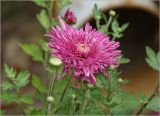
[20,94,33,104]
[84,101,104,115]
[121,23,129,32]
[116,33,123,38]
[37,10,50,31]
[39,39,50,52]
[99,25,107,33]
[139,92,148,104]
[146,97,160,112]
[33,0,46,7]
[145,46,159,71]
[31,75,47,93]
[120,56,130,64]
[20,43,43,62]
[16,71,30,87]
[1,92,18,104]
[1,81,13,91]
[111,20,119,33]
[111,91,140,115]
[4,63,16,80]
[92,4,102,20]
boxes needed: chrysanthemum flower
[46,17,121,84]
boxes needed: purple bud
[64,8,77,24]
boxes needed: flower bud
[87,83,93,88]
[109,65,116,70]
[47,96,54,103]
[71,94,76,99]
[49,57,62,67]
[109,10,116,16]
[118,78,123,83]
[64,8,77,24]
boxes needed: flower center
[78,44,90,53]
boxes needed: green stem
[46,71,57,115]
[72,97,76,115]
[136,83,159,115]
[112,35,116,40]
[96,19,100,29]
[80,88,90,115]
[106,16,113,31]
[16,89,25,115]
[54,70,74,113]
[60,74,72,102]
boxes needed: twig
[136,83,159,115]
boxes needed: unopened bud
[118,78,123,83]
[47,96,54,103]
[87,83,93,88]
[109,65,116,70]
[71,94,76,99]
[49,57,62,67]
[109,10,116,16]
[64,8,77,24]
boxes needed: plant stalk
[46,71,57,115]
[16,89,25,115]
[136,83,159,115]
[106,16,113,31]
[60,74,72,102]
[80,88,90,115]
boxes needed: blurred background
[1,0,159,115]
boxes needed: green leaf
[57,0,71,8]
[111,91,140,115]
[31,75,47,93]
[116,33,123,38]
[16,71,30,87]
[20,94,33,104]
[4,63,16,80]
[0,109,5,115]
[1,92,18,104]
[102,12,107,23]
[39,39,50,52]
[33,0,46,7]
[20,43,43,62]
[1,81,13,91]
[139,92,148,104]
[146,97,160,112]
[92,4,102,20]
[145,46,159,71]
[25,107,45,115]
[34,90,46,106]
[120,56,130,64]
[99,25,107,33]
[111,20,119,33]
[121,23,129,32]
[84,101,104,115]
[37,10,50,31]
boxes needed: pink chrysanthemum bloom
[46,17,121,84]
